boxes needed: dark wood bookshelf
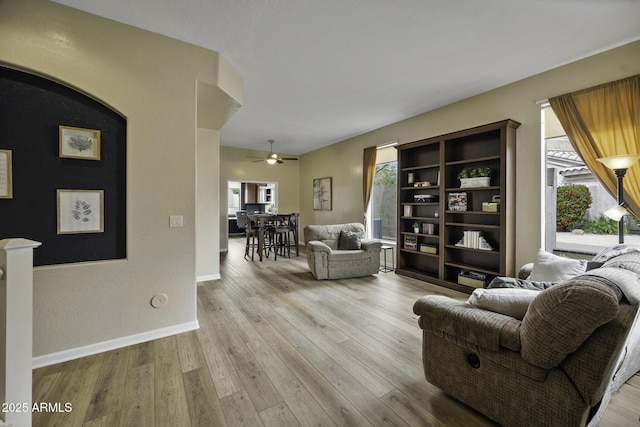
[396,119,520,293]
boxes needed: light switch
[169,215,183,227]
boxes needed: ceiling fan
[248,139,298,164]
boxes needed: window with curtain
[543,105,639,255]
[369,146,397,241]
[546,75,640,253]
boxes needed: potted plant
[412,222,420,233]
[458,167,492,188]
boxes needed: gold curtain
[549,75,640,217]
[363,146,377,227]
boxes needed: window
[369,145,397,241]
[543,106,626,254]
[228,181,240,216]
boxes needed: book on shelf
[455,230,493,250]
[403,204,413,217]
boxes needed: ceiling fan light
[266,157,277,165]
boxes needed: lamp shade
[266,157,277,164]
[596,154,640,170]
[604,204,628,221]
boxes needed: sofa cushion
[338,230,362,250]
[520,276,620,369]
[468,288,539,320]
[602,251,640,275]
[304,223,366,251]
[592,244,640,263]
[488,276,555,291]
[529,249,587,282]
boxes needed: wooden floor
[33,237,640,426]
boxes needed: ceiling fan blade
[253,159,265,162]
[281,157,298,160]
[277,159,284,164]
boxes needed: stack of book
[461,230,480,248]
[455,230,493,250]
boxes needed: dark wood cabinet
[396,119,520,293]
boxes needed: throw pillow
[467,288,539,320]
[488,276,555,291]
[529,249,587,282]
[338,230,361,250]
[591,244,640,263]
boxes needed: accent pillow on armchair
[337,230,362,250]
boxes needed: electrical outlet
[151,294,168,308]
[169,215,183,227]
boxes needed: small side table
[380,245,394,273]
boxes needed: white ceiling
[53,0,640,156]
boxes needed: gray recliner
[413,250,640,427]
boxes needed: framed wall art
[313,177,332,211]
[57,189,104,234]
[0,149,12,199]
[59,125,101,160]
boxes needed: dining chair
[235,210,248,235]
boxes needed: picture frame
[448,192,468,212]
[59,125,101,160]
[57,189,104,234]
[0,149,12,199]
[313,177,332,211]
[404,234,418,250]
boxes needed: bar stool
[267,220,290,259]
[286,213,299,256]
[239,212,259,260]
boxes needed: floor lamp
[596,154,640,244]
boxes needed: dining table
[247,213,299,261]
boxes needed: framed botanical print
[59,125,101,160]
[313,177,332,211]
[57,189,104,234]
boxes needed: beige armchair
[304,223,382,280]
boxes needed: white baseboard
[197,273,220,282]
[32,320,199,369]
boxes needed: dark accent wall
[0,66,127,266]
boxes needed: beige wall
[0,0,241,364]
[299,41,640,269]
[219,145,300,251]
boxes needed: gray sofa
[304,223,382,280]
[413,249,640,427]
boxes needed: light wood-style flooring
[33,237,640,426]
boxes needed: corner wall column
[0,238,42,427]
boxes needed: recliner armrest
[360,239,382,252]
[306,240,332,254]
[413,295,522,352]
